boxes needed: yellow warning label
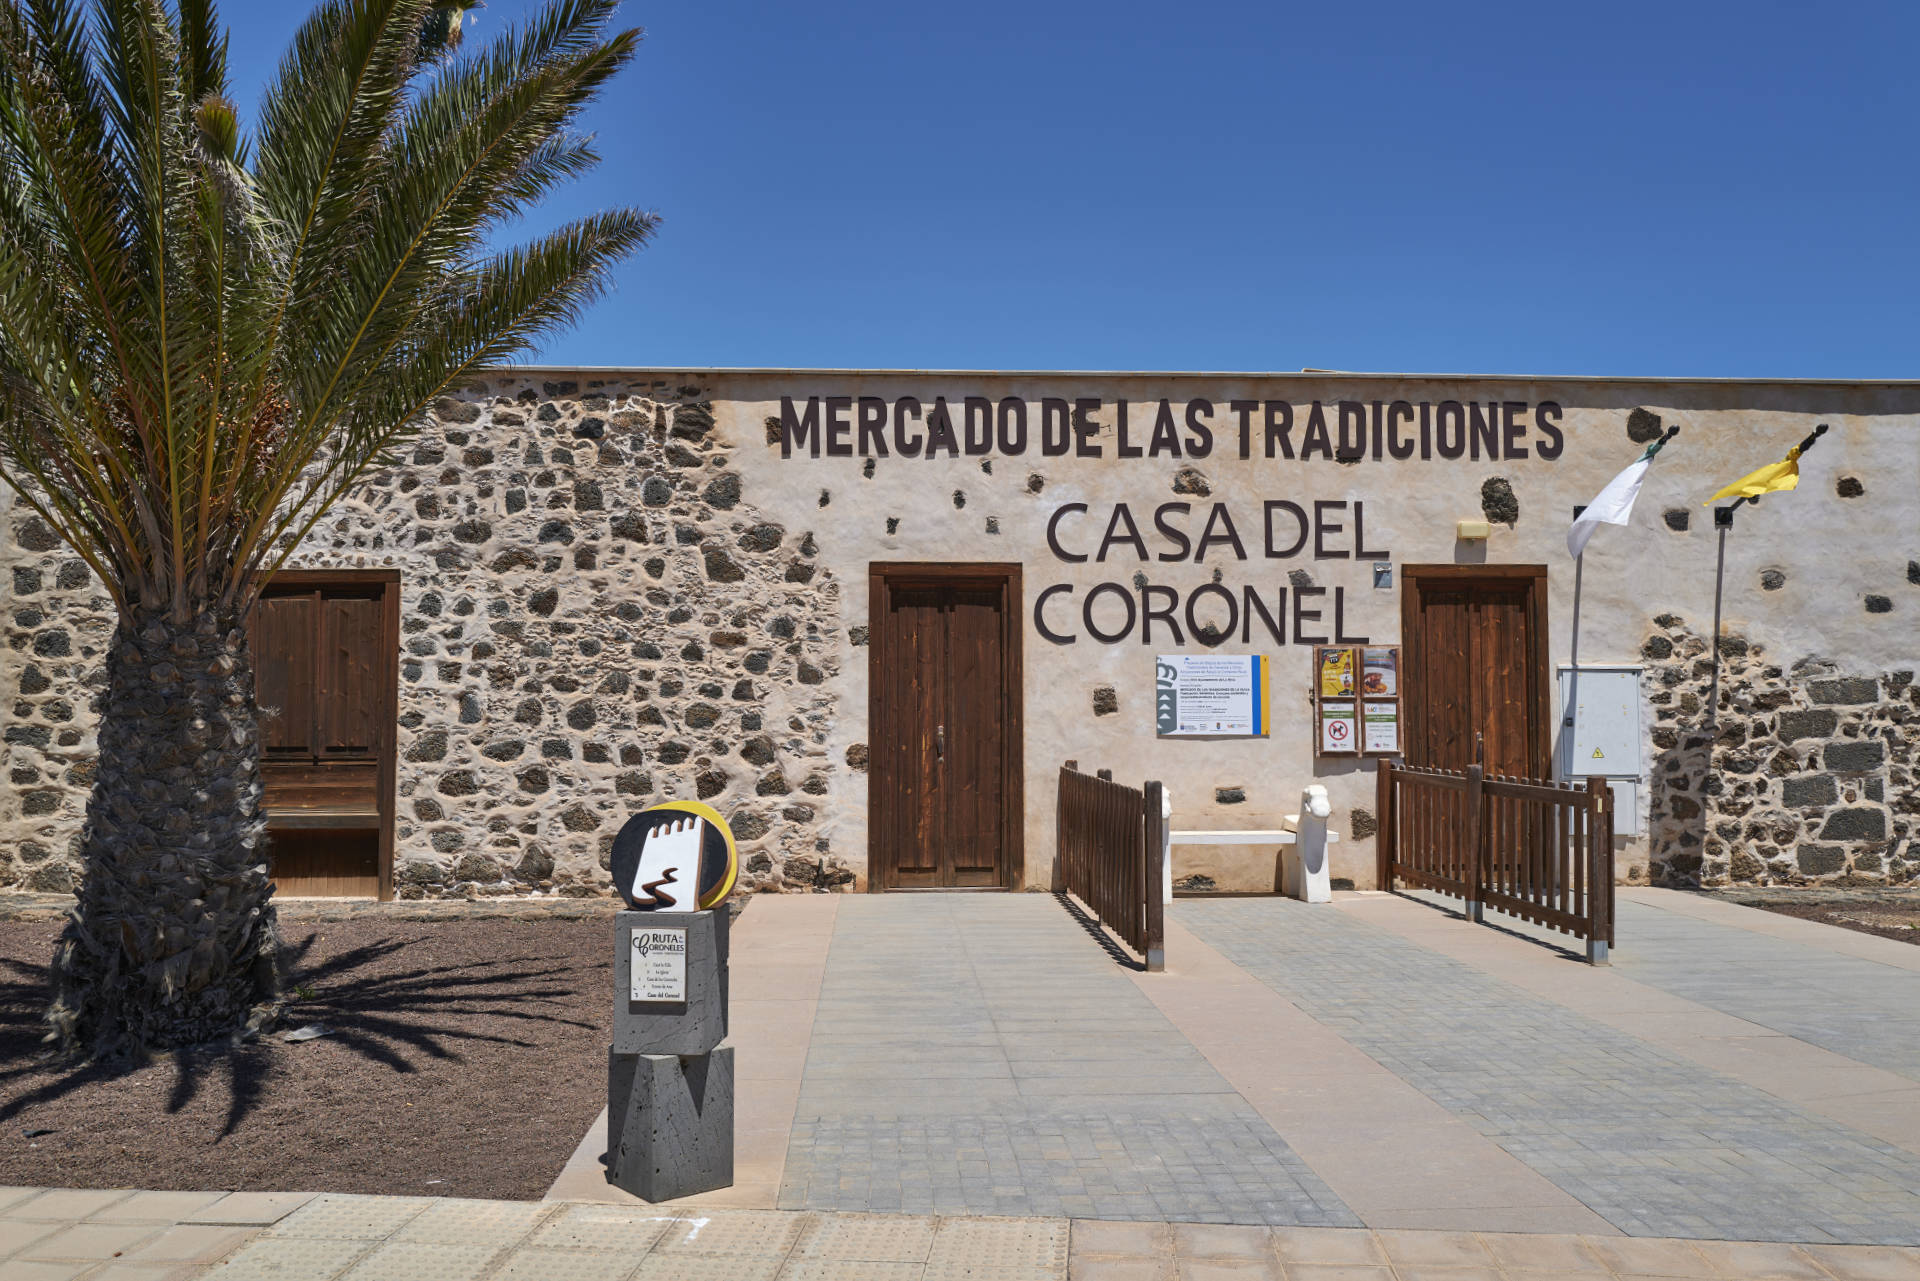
[1592,748,1605,758]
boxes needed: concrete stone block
[1823,740,1886,773]
[1808,677,1879,704]
[1820,808,1887,841]
[606,1047,734,1202]
[1782,775,1838,808]
[1777,709,1838,741]
[1798,844,1847,875]
[613,908,729,1055]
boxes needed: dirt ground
[1750,900,1920,946]
[0,915,614,1200]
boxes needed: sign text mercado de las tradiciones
[778,392,1569,648]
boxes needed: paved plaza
[1187,898,1920,1244]
[776,896,1355,1225]
[10,886,1920,1278]
[545,886,1920,1247]
[7,1187,1920,1280]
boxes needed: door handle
[935,724,945,760]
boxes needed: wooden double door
[1401,566,1550,779]
[868,564,1024,890]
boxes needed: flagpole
[1706,501,1744,729]
[1566,511,1585,777]
[1705,422,1828,730]
[1563,423,1680,763]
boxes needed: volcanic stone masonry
[1,376,853,899]
[1641,616,1917,887]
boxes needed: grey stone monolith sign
[606,908,734,1200]
[612,909,730,1055]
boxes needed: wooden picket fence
[1056,761,1166,971]
[1376,759,1616,963]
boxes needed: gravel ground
[1747,900,1920,946]
[0,914,614,1199]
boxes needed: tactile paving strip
[529,1205,676,1253]
[781,1261,928,1281]
[266,1194,432,1240]
[921,1263,1063,1281]
[338,1240,504,1280]
[632,1254,785,1280]
[393,1198,552,1246]
[794,1213,936,1262]
[202,1236,374,1279]
[651,1210,811,1256]
[927,1217,1070,1271]
[490,1247,642,1281]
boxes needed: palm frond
[0,0,649,626]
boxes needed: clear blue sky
[222,1,1918,377]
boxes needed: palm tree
[0,0,653,1058]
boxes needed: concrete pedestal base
[606,1047,735,1202]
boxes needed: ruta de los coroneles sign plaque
[609,800,739,913]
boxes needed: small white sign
[1362,700,1400,754]
[629,926,687,1002]
[1319,700,1357,753]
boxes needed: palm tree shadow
[0,928,603,1140]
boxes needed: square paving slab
[779,896,1357,1226]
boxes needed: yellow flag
[1703,446,1802,505]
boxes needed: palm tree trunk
[47,606,282,1056]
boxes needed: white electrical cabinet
[1555,665,1642,837]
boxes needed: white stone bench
[1160,793,1338,903]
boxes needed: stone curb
[0,891,778,923]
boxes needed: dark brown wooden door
[870,565,1023,889]
[1402,567,1549,779]
[249,575,399,898]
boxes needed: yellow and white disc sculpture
[609,800,739,912]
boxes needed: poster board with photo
[1313,645,1402,757]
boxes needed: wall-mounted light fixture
[1372,561,1393,589]
[1456,519,1491,541]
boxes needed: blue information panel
[1155,654,1270,737]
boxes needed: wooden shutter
[319,596,384,754]
[253,594,318,755]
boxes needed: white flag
[1567,456,1653,559]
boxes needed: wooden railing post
[1056,760,1074,894]
[1585,776,1613,965]
[1375,759,1395,892]
[1465,764,1485,923]
[1142,780,1167,972]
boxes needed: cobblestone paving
[778,894,1357,1225]
[1180,897,1920,1245]
[1611,898,1920,1082]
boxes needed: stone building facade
[3,368,1917,897]
[3,373,852,898]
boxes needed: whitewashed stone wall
[1,375,851,898]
